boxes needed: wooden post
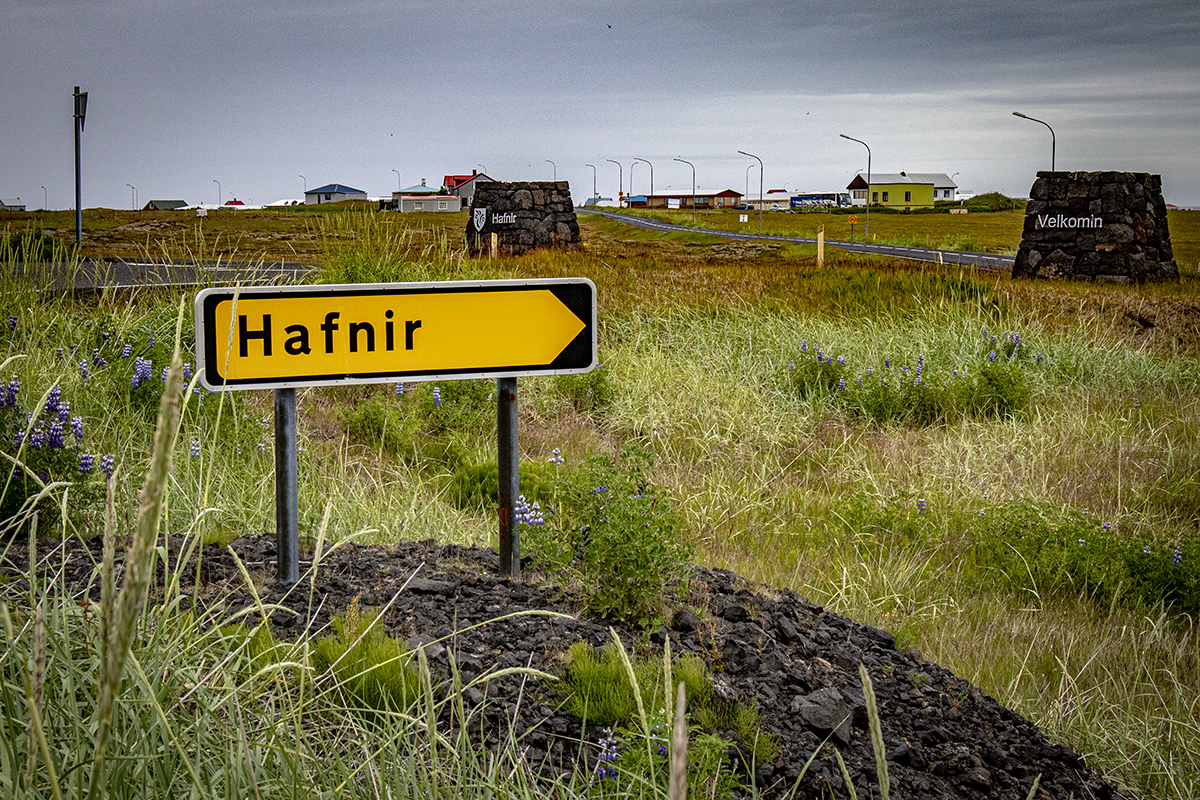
[817,225,825,268]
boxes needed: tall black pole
[497,377,519,577]
[74,86,83,244]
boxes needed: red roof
[444,173,488,190]
[224,199,245,206]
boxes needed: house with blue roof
[304,183,368,205]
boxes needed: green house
[846,172,955,210]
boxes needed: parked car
[735,203,752,210]
[770,203,787,211]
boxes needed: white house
[1,198,26,211]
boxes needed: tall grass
[2,210,1197,798]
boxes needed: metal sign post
[496,377,519,577]
[195,279,596,583]
[274,388,299,584]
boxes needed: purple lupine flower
[916,353,924,375]
[80,358,91,378]
[884,358,890,369]
[432,386,441,408]
[92,348,106,367]
[788,360,794,371]
[548,447,564,464]
[46,385,61,411]
[3,378,20,407]
[47,421,65,450]
[901,365,908,375]
[56,347,64,362]
[591,486,608,495]
[988,351,996,363]
[78,453,95,474]
[190,441,201,458]
[101,332,110,345]
[183,363,193,379]
[7,315,16,333]
[257,442,265,454]
[100,455,115,479]
[121,344,132,358]
[917,498,926,514]
[131,356,154,389]
[867,367,873,376]
[1172,549,1183,565]
[395,382,405,396]
[29,429,46,450]
[70,416,84,440]
[858,375,863,386]
[161,366,170,383]
[1078,539,1086,546]
[837,355,847,365]
[838,377,846,391]
[57,398,70,423]
[147,333,154,347]
[801,339,808,351]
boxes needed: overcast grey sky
[4,0,1199,210]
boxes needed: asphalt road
[578,207,1016,272]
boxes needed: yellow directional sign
[195,279,596,390]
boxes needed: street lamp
[585,164,597,204]
[951,172,960,203]
[299,174,306,193]
[839,134,871,237]
[606,159,623,208]
[41,186,47,211]
[213,179,221,206]
[392,169,401,192]
[1012,112,1056,171]
[545,159,556,181]
[738,150,764,231]
[673,157,696,222]
[476,164,487,175]
[633,158,653,204]
[126,184,137,210]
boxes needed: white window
[438,201,448,210]
[414,202,423,210]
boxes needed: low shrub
[0,379,106,534]
[787,328,1032,425]
[312,597,421,712]
[528,446,691,623]
[974,501,1199,617]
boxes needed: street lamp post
[605,159,623,208]
[673,157,696,222]
[213,179,221,206]
[585,164,597,204]
[839,134,871,237]
[299,174,306,193]
[392,169,401,191]
[545,159,556,181]
[1012,112,1056,171]
[41,186,47,211]
[633,158,653,205]
[476,164,487,175]
[126,184,137,210]
[738,150,764,231]
[951,172,960,203]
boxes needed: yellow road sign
[196,279,596,390]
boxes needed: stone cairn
[1013,171,1177,283]
[465,181,581,257]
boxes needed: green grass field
[1,205,1197,798]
